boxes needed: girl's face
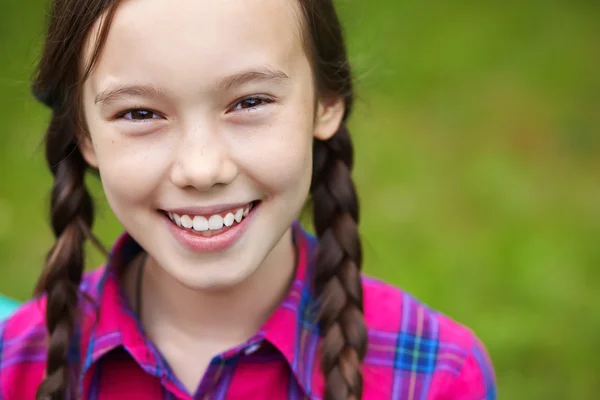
[80,0,344,289]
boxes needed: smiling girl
[0,0,496,399]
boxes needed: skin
[79,0,344,393]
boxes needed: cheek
[87,122,173,207]
[231,109,314,195]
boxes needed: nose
[169,123,238,191]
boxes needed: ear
[313,94,345,141]
[79,135,99,168]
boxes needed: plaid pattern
[0,223,496,399]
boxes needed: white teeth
[208,215,224,230]
[193,215,208,231]
[170,202,255,233]
[180,215,193,229]
[234,208,243,223]
[223,213,234,227]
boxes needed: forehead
[84,0,308,91]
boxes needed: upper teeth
[168,204,253,232]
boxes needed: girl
[0,0,496,399]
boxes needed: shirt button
[244,343,261,355]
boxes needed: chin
[184,272,255,293]
[167,257,259,292]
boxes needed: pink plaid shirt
[0,223,496,399]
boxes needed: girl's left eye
[230,96,273,112]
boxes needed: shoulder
[360,275,497,399]
[0,267,106,399]
[0,297,47,399]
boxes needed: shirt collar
[259,221,321,395]
[79,221,321,396]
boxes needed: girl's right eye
[116,108,162,121]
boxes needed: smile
[161,201,259,252]
[164,201,256,236]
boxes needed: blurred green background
[1,0,599,398]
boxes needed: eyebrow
[94,68,290,107]
[215,68,290,92]
[94,84,168,106]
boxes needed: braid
[311,123,367,400]
[34,113,95,400]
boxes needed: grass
[1,1,599,398]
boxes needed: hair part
[32,1,366,399]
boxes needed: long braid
[34,113,95,400]
[311,123,367,400]
[26,1,124,397]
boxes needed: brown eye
[239,98,262,109]
[231,96,273,112]
[119,109,161,121]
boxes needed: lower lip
[162,205,257,253]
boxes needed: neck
[130,227,296,345]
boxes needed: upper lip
[162,201,255,216]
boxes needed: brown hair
[31,0,366,399]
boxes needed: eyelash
[115,95,274,122]
[229,95,274,112]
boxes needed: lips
[162,201,259,252]
[163,201,257,235]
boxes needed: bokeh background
[1,0,599,398]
